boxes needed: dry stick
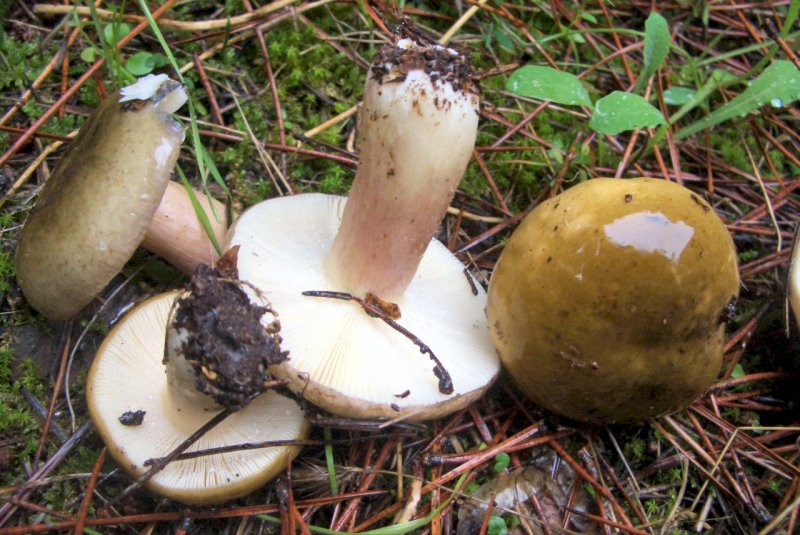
[141,431,413,466]
[477,491,497,535]
[0,124,73,142]
[261,142,357,167]
[33,0,299,32]
[19,387,69,444]
[490,101,550,150]
[334,438,397,531]
[0,491,388,535]
[471,149,511,216]
[486,1,558,69]
[0,29,74,126]
[566,509,651,535]
[175,0,337,75]
[0,420,92,527]
[105,407,235,509]
[72,448,106,535]
[548,440,633,528]
[302,290,454,395]
[691,405,800,478]
[193,55,225,126]
[750,124,786,190]
[0,0,179,169]
[33,323,71,465]
[242,0,289,180]
[649,419,736,502]
[743,138,783,252]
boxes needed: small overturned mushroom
[223,38,499,421]
[16,75,227,320]
[487,178,740,424]
[87,278,308,505]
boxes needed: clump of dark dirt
[169,261,287,410]
[370,36,477,94]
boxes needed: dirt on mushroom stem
[169,262,288,410]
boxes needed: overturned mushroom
[487,178,740,424]
[87,267,308,504]
[16,74,227,321]
[223,39,499,421]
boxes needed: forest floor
[1,1,799,533]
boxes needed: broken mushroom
[223,39,500,421]
[16,74,227,321]
[487,178,740,424]
[87,278,308,505]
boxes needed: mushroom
[222,38,500,421]
[788,229,800,331]
[15,74,227,321]
[486,178,740,424]
[87,270,309,504]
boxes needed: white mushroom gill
[87,292,308,505]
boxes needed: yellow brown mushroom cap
[16,90,184,320]
[487,178,740,424]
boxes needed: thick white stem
[324,41,479,300]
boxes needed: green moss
[0,342,47,485]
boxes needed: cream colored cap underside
[87,292,308,505]
[227,194,500,419]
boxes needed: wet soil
[170,261,287,410]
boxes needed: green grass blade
[323,427,338,497]
[784,0,800,38]
[676,60,800,140]
[634,12,670,94]
[177,167,223,255]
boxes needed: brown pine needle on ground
[1,1,799,533]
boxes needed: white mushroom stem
[324,40,480,300]
[142,181,228,274]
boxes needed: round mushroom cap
[16,89,184,320]
[227,193,500,421]
[87,292,309,505]
[487,178,740,424]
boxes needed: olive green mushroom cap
[487,178,740,424]
[87,292,309,505]
[16,79,185,320]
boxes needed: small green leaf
[493,452,511,472]
[676,60,800,139]
[104,22,131,47]
[580,11,598,23]
[663,87,696,106]
[589,91,665,135]
[494,28,515,51]
[488,516,508,535]
[634,12,670,93]
[730,363,746,379]
[80,46,97,63]
[126,51,157,75]
[506,66,592,107]
[783,0,799,38]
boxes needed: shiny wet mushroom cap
[487,178,740,424]
[15,75,227,321]
[87,291,308,505]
